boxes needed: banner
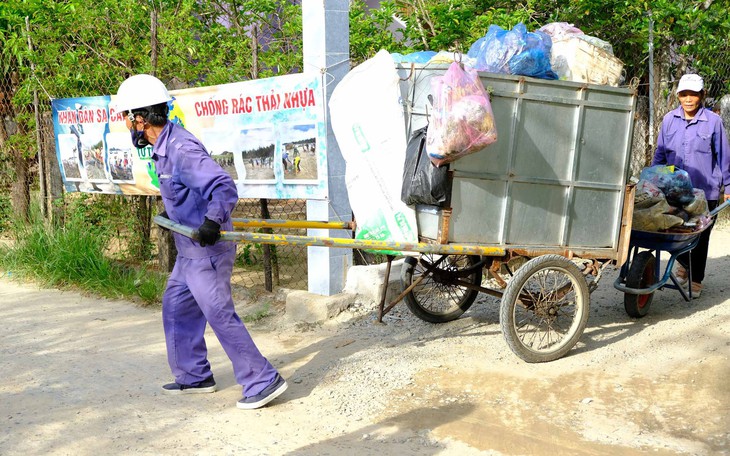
[52,73,328,199]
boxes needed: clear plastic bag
[426,62,498,166]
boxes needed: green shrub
[0,201,166,306]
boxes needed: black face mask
[130,129,149,149]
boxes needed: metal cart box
[398,64,636,258]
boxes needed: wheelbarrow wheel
[500,255,590,363]
[401,254,482,323]
[624,251,656,318]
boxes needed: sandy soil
[1,228,729,456]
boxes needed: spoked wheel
[500,255,590,363]
[623,251,656,318]
[401,254,482,323]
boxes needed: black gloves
[197,217,221,247]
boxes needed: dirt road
[2,229,729,455]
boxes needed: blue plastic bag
[391,51,437,64]
[467,23,558,80]
[639,165,695,207]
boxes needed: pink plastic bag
[426,62,498,166]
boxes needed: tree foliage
[0,0,305,221]
[348,0,730,97]
[1,0,727,123]
[1,0,729,194]
[1,0,304,102]
[548,0,730,97]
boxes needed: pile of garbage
[392,22,623,87]
[395,22,627,208]
[632,165,712,233]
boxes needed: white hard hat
[115,74,173,112]
[676,74,704,93]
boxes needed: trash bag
[467,23,558,79]
[579,35,614,54]
[639,165,695,207]
[426,61,498,166]
[508,30,556,79]
[632,195,684,231]
[538,22,584,41]
[634,180,664,208]
[683,188,709,216]
[467,24,520,73]
[401,127,450,206]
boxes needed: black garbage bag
[401,126,450,206]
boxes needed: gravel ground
[1,228,729,455]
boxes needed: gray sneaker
[237,374,288,409]
[162,375,217,395]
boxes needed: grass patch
[242,302,272,323]
[0,204,166,306]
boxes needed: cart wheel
[500,254,590,363]
[401,254,482,323]
[623,251,656,318]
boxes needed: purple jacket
[652,105,730,201]
[153,122,238,258]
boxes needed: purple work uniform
[652,105,730,284]
[153,121,279,397]
[652,105,730,201]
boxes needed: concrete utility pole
[302,0,352,295]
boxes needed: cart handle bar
[154,215,506,257]
[232,218,355,231]
[710,199,730,218]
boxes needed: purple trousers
[162,246,279,397]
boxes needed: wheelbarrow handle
[710,199,730,218]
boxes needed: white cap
[676,74,704,93]
[114,74,173,112]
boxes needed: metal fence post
[26,16,46,218]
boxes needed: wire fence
[229,199,309,291]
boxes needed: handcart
[156,65,639,364]
[614,200,730,317]
[156,212,630,365]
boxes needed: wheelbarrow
[614,199,730,317]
